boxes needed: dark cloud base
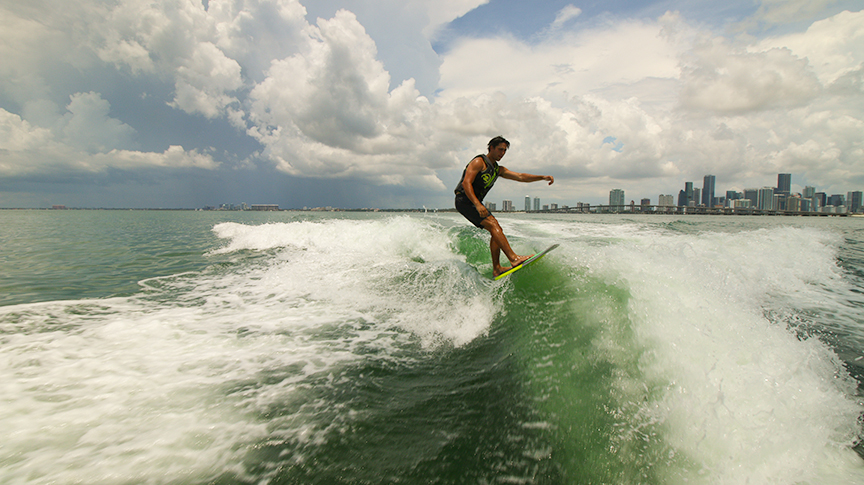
[0,169,449,210]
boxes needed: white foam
[0,216,502,483]
[557,220,864,483]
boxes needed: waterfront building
[533,197,540,211]
[786,196,802,212]
[702,175,716,207]
[487,202,497,212]
[848,191,862,213]
[502,200,513,212]
[777,173,791,196]
[733,199,752,208]
[658,194,674,206]
[609,189,625,211]
[743,189,758,207]
[774,194,786,211]
[829,194,846,207]
[815,192,827,208]
[757,187,775,210]
[693,188,701,207]
[251,204,279,211]
[525,196,531,211]
[803,187,817,212]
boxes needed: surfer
[455,136,554,277]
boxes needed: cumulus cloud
[679,38,821,113]
[550,5,582,31]
[247,9,448,188]
[0,109,52,152]
[62,92,137,152]
[1,0,862,207]
[0,99,217,177]
[438,17,684,103]
[756,10,864,85]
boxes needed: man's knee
[481,215,500,231]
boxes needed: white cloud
[413,0,487,39]
[550,5,582,31]
[680,38,821,113]
[437,17,684,103]
[742,0,840,29]
[1,0,862,205]
[247,9,448,188]
[756,10,864,85]
[0,109,52,152]
[62,92,137,152]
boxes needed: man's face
[489,143,508,161]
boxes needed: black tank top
[454,154,499,202]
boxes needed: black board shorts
[455,195,488,228]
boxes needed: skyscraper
[848,192,862,213]
[609,189,625,211]
[525,196,531,211]
[744,188,758,207]
[777,173,791,196]
[533,197,540,211]
[757,187,775,210]
[703,175,716,207]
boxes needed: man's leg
[480,215,531,276]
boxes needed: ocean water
[2,209,864,484]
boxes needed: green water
[1,210,863,484]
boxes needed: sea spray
[2,212,863,484]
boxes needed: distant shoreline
[0,207,856,217]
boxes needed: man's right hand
[476,204,489,218]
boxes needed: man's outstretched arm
[499,167,554,185]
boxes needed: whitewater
[1,210,863,484]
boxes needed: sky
[1,0,862,209]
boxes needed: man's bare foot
[493,254,534,277]
[510,254,533,267]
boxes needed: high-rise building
[803,187,817,212]
[743,188,758,207]
[848,191,862,213]
[787,196,802,212]
[815,192,827,208]
[757,187,775,210]
[829,194,846,207]
[525,196,531,211]
[777,173,791,196]
[609,189,625,211]
[693,188,701,207]
[774,194,786,211]
[503,200,513,211]
[702,175,716,207]
[533,197,540,211]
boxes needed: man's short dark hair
[488,136,510,149]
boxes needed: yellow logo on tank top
[482,170,497,188]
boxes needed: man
[454,136,554,277]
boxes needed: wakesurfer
[454,136,554,277]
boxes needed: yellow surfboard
[494,244,559,280]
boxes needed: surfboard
[494,244,559,280]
